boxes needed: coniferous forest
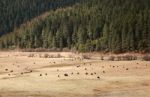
[0,0,79,35]
[0,0,150,53]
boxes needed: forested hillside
[0,0,150,53]
[0,0,79,35]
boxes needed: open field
[0,52,150,97]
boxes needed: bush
[101,56,104,60]
[43,54,49,58]
[78,44,87,52]
[82,55,91,59]
[108,56,115,61]
[142,55,150,61]
[132,56,137,60]
[121,55,133,61]
[56,54,62,58]
[116,56,121,61]
[28,54,34,57]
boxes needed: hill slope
[0,0,150,53]
[0,0,79,35]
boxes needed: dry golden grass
[0,52,150,97]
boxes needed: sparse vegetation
[38,53,62,58]
[107,55,138,61]
[121,55,134,61]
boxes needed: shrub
[116,56,121,61]
[142,55,150,61]
[108,56,115,61]
[56,54,62,58]
[101,56,104,60]
[121,55,133,61]
[132,56,137,60]
[43,54,49,58]
[28,54,34,57]
[82,55,91,59]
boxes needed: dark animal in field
[103,71,105,73]
[10,70,13,72]
[136,67,138,69]
[77,65,80,68]
[97,76,100,79]
[64,73,68,76]
[85,72,88,75]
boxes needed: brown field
[0,52,150,97]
